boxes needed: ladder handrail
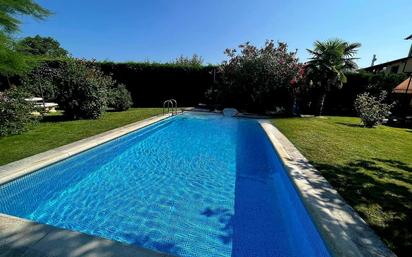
[163,99,178,115]
[170,99,177,114]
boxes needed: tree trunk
[6,75,11,88]
[318,92,326,116]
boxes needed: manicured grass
[0,108,163,166]
[272,116,412,256]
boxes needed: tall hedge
[98,62,215,107]
[1,61,216,108]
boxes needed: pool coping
[259,120,397,257]
[0,213,176,257]
[0,113,180,257]
[0,113,172,186]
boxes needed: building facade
[362,34,412,74]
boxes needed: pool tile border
[259,120,396,257]
[0,113,172,185]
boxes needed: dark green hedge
[97,62,216,107]
[1,60,216,108]
[302,71,407,115]
[2,60,407,114]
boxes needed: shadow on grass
[335,122,364,128]
[41,114,73,123]
[311,159,412,256]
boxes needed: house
[362,34,412,74]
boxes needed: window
[390,65,399,73]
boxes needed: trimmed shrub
[56,59,114,119]
[0,87,38,136]
[354,92,393,127]
[108,84,133,111]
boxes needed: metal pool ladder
[163,99,178,115]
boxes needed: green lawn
[0,108,163,166]
[272,116,412,256]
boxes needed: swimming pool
[0,113,331,257]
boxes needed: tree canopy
[0,32,33,77]
[0,0,50,78]
[17,35,68,57]
[173,54,204,66]
[0,0,50,33]
[306,38,361,115]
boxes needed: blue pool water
[0,113,331,257]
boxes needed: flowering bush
[354,92,393,128]
[209,40,303,113]
[0,87,38,136]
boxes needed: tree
[17,35,68,57]
[0,33,34,79]
[0,0,50,79]
[174,54,204,66]
[211,41,303,113]
[0,0,50,33]
[306,39,361,115]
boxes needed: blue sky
[19,0,412,68]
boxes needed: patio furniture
[25,97,59,113]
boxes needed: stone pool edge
[259,120,396,257]
[0,213,176,257]
[0,113,172,186]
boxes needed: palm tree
[306,39,361,115]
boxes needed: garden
[0,1,411,257]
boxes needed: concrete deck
[260,120,396,257]
[0,214,175,257]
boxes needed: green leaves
[306,39,361,115]
[108,84,133,111]
[0,32,36,77]
[16,35,69,57]
[55,59,114,119]
[0,0,50,78]
[215,40,303,113]
[0,86,38,136]
[354,92,393,127]
[306,39,361,85]
[0,0,50,33]
[173,54,204,67]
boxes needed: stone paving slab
[260,120,396,257]
[0,214,175,257]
